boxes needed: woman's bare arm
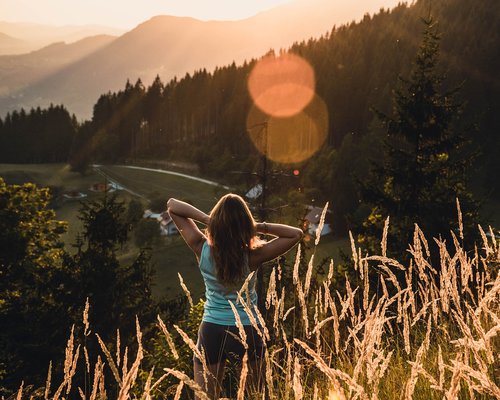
[249,222,303,267]
[167,198,209,257]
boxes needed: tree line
[1,0,496,232]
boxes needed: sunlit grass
[13,211,499,399]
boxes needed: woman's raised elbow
[293,228,304,242]
[166,198,176,212]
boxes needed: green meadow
[0,163,347,301]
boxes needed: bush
[134,219,160,247]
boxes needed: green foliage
[134,219,160,247]
[357,18,480,259]
[127,198,145,224]
[78,194,129,251]
[144,298,203,397]
[149,196,166,213]
[67,195,157,342]
[0,178,73,394]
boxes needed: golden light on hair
[246,94,328,164]
[248,52,315,118]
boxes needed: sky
[0,0,294,28]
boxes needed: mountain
[0,35,117,101]
[0,32,28,55]
[0,21,123,55]
[0,0,401,119]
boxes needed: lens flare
[246,94,328,164]
[248,52,315,118]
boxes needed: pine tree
[68,194,157,342]
[358,17,479,260]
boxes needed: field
[0,164,224,299]
[0,163,349,300]
[14,216,500,400]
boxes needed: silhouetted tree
[357,18,479,259]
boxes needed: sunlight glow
[246,94,328,164]
[248,53,315,118]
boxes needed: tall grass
[12,209,500,399]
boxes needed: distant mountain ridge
[0,0,400,118]
[0,21,123,55]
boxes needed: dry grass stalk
[173,381,184,400]
[66,344,80,395]
[444,353,463,400]
[293,243,301,285]
[52,326,80,400]
[292,356,303,400]
[312,383,318,400]
[315,202,329,246]
[283,306,295,322]
[237,352,249,400]
[78,386,86,399]
[265,349,275,399]
[228,301,249,350]
[89,356,104,400]
[253,305,271,341]
[381,216,390,258]
[16,381,23,400]
[83,298,91,337]
[84,346,91,374]
[116,329,121,368]
[304,253,315,297]
[296,279,310,337]
[117,318,144,400]
[327,259,334,286]
[295,339,368,400]
[238,270,256,297]
[164,369,210,400]
[122,346,129,379]
[456,198,464,240]
[349,231,358,272]
[402,297,410,354]
[96,333,122,385]
[44,361,52,400]
[405,318,432,399]
[326,285,340,354]
[140,367,154,400]
[173,323,210,390]
[362,259,369,311]
[265,267,276,309]
[157,315,179,359]
[178,272,194,309]
[453,361,500,398]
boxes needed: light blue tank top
[199,241,258,326]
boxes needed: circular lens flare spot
[246,94,328,164]
[248,53,315,118]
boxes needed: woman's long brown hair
[207,194,257,288]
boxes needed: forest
[1,0,499,234]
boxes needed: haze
[2,0,402,28]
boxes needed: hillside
[0,20,123,54]
[0,32,26,55]
[0,0,401,118]
[0,35,116,96]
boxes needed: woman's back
[198,241,258,326]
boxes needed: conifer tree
[68,194,157,342]
[358,17,479,259]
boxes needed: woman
[167,194,302,399]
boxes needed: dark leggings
[194,321,265,365]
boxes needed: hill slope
[0,0,401,118]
